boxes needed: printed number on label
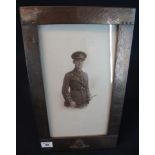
[41,141,53,148]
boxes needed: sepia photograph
[38,24,117,137]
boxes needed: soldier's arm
[62,73,73,103]
[85,73,91,101]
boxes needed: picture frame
[20,6,136,150]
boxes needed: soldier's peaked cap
[71,51,87,60]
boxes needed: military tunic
[62,68,91,108]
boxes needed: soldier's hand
[90,95,97,100]
[70,101,76,107]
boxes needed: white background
[38,24,115,137]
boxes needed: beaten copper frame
[20,6,135,150]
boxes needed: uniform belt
[71,87,85,91]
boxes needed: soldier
[62,51,91,108]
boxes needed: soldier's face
[73,59,84,70]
